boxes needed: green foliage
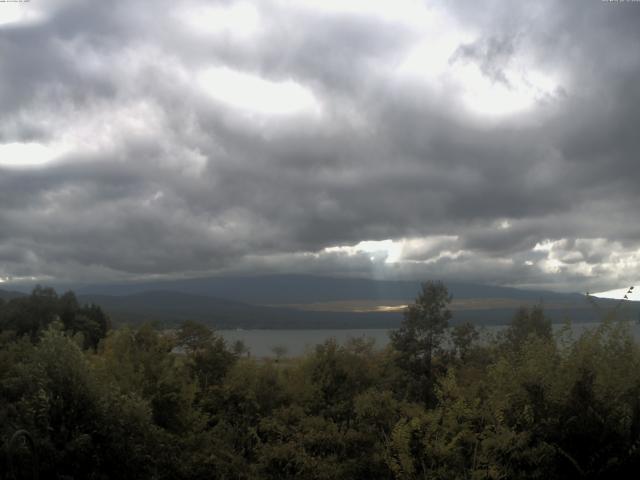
[303,338,377,422]
[0,286,110,348]
[387,372,482,480]
[502,305,552,352]
[0,323,158,479]
[175,319,214,352]
[4,283,640,479]
[451,321,480,361]
[390,280,452,404]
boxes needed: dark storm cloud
[450,34,518,85]
[1,0,640,291]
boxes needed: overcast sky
[1,0,639,292]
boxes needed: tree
[503,305,551,352]
[271,345,288,362]
[451,322,479,361]
[74,303,110,349]
[232,339,250,357]
[390,281,452,404]
[176,320,214,353]
[0,287,109,347]
[174,321,238,392]
[0,286,58,341]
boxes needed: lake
[219,321,640,358]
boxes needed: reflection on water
[219,321,640,358]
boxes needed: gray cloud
[450,34,518,85]
[1,0,640,292]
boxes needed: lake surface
[219,321,640,358]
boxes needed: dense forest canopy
[2,282,640,479]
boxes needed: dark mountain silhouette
[0,288,26,301]
[77,274,586,304]
[77,290,402,329]
[4,276,637,329]
[76,287,635,330]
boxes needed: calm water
[219,322,640,358]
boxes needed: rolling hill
[4,276,638,329]
[77,274,586,304]
[0,288,26,301]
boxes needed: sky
[1,0,639,294]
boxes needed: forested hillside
[2,283,640,479]
[75,275,585,303]
[8,274,632,329]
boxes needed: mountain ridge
[74,274,586,304]
[3,276,636,329]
